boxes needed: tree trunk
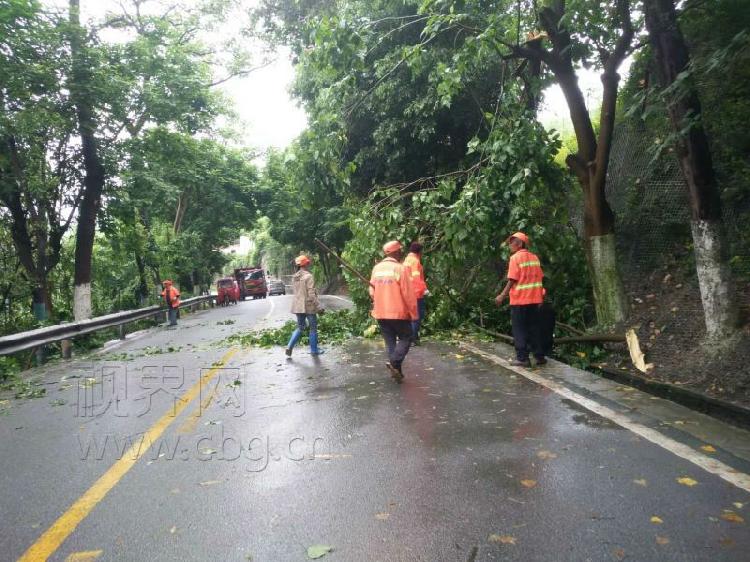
[135,251,149,305]
[1,136,54,321]
[557,67,627,326]
[173,191,189,234]
[644,0,737,340]
[536,2,631,327]
[191,269,200,296]
[31,279,50,321]
[69,0,106,321]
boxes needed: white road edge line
[263,296,276,320]
[461,342,750,493]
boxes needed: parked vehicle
[268,278,286,296]
[216,277,240,306]
[234,267,267,300]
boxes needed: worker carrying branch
[495,232,547,367]
[369,240,418,382]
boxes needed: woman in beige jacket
[285,255,324,356]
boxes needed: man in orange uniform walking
[161,280,181,327]
[370,240,418,382]
[403,241,428,345]
[495,232,546,367]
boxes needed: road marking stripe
[263,296,275,320]
[177,388,220,434]
[18,347,241,562]
[65,551,103,562]
[175,349,248,436]
[461,343,750,493]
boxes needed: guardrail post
[60,321,72,360]
[118,324,126,340]
[35,345,45,366]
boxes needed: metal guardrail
[0,295,214,356]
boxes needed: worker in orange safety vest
[161,280,181,327]
[494,232,546,367]
[369,240,418,382]
[403,241,428,345]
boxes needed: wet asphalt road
[1,295,749,561]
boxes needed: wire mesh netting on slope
[574,122,750,403]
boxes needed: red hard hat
[382,240,402,254]
[507,232,529,246]
[295,255,311,267]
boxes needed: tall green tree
[68,0,106,320]
[65,0,225,318]
[2,0,263,324]
[113,128,260,294]
[257,0,592,327]
[260,133,352,280]
[417,0,635,325]
[0,0,77,319]
[642,0,738,340]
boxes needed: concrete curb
[468,334,750,431]
[593,364,750,431]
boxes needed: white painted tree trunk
[73,282,92,321]
[589,233,628,327]
[691,219,737,341]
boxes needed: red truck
[234,267,268,300]
[216,277,240,306]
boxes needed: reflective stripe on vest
[373,271,399,280]
[518,261,540,268]
[516,282,543,290]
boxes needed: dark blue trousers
[378,319,413,369]
[511,304,544,361]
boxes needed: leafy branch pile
[0,373,45,399]
[222,309,369,349]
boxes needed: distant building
[222,235,254,256]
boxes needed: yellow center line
[18,347,241,562]
[177,390,219,435]
[178,347,253,434]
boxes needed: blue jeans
[411,298,426,340]
[168,307,178,326]
[287,313,318,350]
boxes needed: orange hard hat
[295,255,311,267]
[382,240,402,254]
[507,232,529,246]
